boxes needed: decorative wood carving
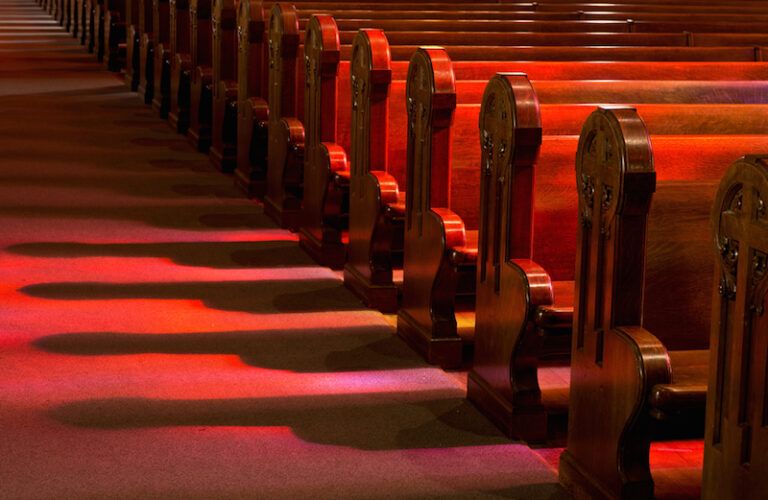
[704,156,768,499]
[397,47,466,369]
[559,106,660,500]
[264,3,302,230]
[467,73,553,442]
[209,0,238,171]
[343,28,400,312]
[298,15,348,269]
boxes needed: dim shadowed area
[0,2,571,498]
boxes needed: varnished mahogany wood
[166,0,190,131]
[233,0,268,197]
[558,107,768,499]
[186,0,213,151]
[103,0,127,71]
[208,0,238,171]
[703,156,768,500]
[136,0,154,103]
[125,0,140,89]
[148,0,171,116]
[390,45,768,370]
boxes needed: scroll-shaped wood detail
[704,156,768,499]
[560,107,666,499]
[343,29,399,311]
[467,73,553,442]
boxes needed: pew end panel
[560,106,725,498]
[209,0,238,172]
[397,47,470,369]
[166,0,190,127]
[468,73,582,443]
[264,3,302,229]
[186,0,213,151]
[559,106,662,499]
[234,0,268,197]
[298,15,348,269]
[344,28,400,312]
[169,51,192,132]
[149,0,171,116]
[703,156,768,499]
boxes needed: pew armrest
[246,96,269,127]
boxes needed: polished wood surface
[558,106,768,499]
[166,0,190,131]
[185,0,212,151]
[208,0,238,171]
[703,156,768,500]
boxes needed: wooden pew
[231,1,768,200]
[300,28,768,277]
[166,0,191,131]
[147,0,171,115]
[136,0,169,106]
[468,72,768,442]
[297,26,719,270]
[186,0,213,151]
[558,106,768,498]
[208,0,238,170]
[125,0,140,89]
[343,39,768,315]
[69,0,79,38]
[261,13,768,230]
[703,155,768,499]
[257,12,655,231]
[136,0,155,103]
[103,0,127,71]
[395,46,768,371]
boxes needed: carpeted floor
[0,2,571,498]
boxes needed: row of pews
[42,0,768,497]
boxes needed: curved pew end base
[397,310,464,370]
[559,450,652,500]
[298,229,346,270]
[234,170,266,199]
[343,264,399,314]
[466,370,548,444]
[167,112,189,135]
[187,129,211,154]
[138,84,153,106]
[209,147,236,174]
[152,99,169,120]
[264,197,301,231]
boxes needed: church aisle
[0,2,567,497]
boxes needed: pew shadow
[47,392,512,450]
[32,326,426,373]
[20,279,366,314]
[8,240,312,269]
